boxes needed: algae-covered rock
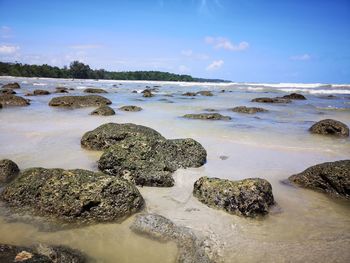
[0,88,16,94]
[0,243,86,263]
[119,105,143,112]
[183,113,231,121]
[0,94,30,106]
[142,89,154,97]
[90,105,115,116]
[282,93,306,100]
[34,89,50,95]
[288,160,350,199]
[83,88,107,93]
[55,87,69,93]
[0,159,20,184]
[1,82,20,89]
[309,119,349,137]
[182,92,197,97]
[0,168,144,223]
[48,95,111,107]
[130,213,214,263]
[98,137,206,187]
[230,106,267,114]
[81,123,165,150]
[193,177,275,217]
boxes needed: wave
[277,88,350,94]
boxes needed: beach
[0,76,349,262]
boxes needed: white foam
[33,83,47,86]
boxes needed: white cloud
[0,45,19,54]
[206,59,224,71]
[69,44,102,49]
[178,65,190,73]
[181,49,193,56]
[181,49,209,60]
[205,36,249,51]
[290,54,311,61]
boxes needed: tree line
[0,61,227,82]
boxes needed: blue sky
[0,0,349,83]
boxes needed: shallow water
[0,77,350,262]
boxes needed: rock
[282,93,306,100]
[0,243,86,263]
[0,168,144,223]
[81,123,165,150]
[196,91,213,96]
[309,119,349,137]
[48,95,111,108]
[229,106,267,114]
[130,214,213,263]
[83,88,107,94]
[193,177,275,217]
[98,137,206,187]
[142,89,154,97]
[183,113,231,121]
[1,82,20,89]
[119,105,143,112]
[251,97,291,103]
[203,109,217,112]
[182,92,197,97]
[81,123,206,187]
[0,159,19,184]
[0,104,2,109]
[55,87,69,93]
[0,95,30,106]
[34,89,50,95]
[0,88,16,94]
[132,90,138,93]
[90,105,115,116]
[288,160,350,199]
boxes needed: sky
[0,0,349,83]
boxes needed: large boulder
[282,93,306,100]
[193,177,275,217]
[119,105,143,112]
[81,123,165,150]
[229,106,267,114]
[90,105,115,116]
[1,82,20,89]
[0,168,144,223]
[288,160,350,199]
[0,159,19,184]
[0,94,30,106]
[183,113,231,121]
[0,243,86,263]
[98,137,206,187]
[130,213,213,263]
[48,95,111,108]
[251,97,291,103]
[83,88,107,93]
[309,119,349,137]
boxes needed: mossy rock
[183,113,231,121]
[90,105,115,116]
[309,119,349,137]
[48,95,111,107]
[0,94,30,106]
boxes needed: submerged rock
[27,89,51,96]
[183,113,231,121]
[309,119,349,137]
[119,105,143,112]
[0,94,30,106]
[0,88,16,94]
[90,105,115,116]
[0,243,86,263]
[1,82,20,89]
[282,93,306,100]
[48,95,111,108]
[142,89,154,98]
[251,97,291,103]
[196,91,213,96]
[55,87,69,93]
[81,123,164,150]
[182,92,197,97]
[230,106,267,114]
[288,160,350,199]
[130,213,214,263]
[83,88,107,93]
[193,176,275,217]
[0,159,19,184]
[82,123,207,187]
[1,168,144,223]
